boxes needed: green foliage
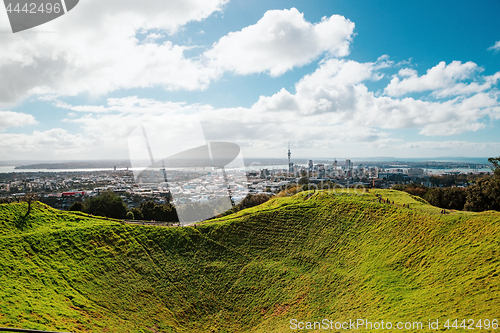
[68,201,83,212]
[236,193,270,210]
[298,176,309,185]
[83,191,127,219]
[138,201,178,222]
[392,183,429,198]
[125,211,134,220]
[0,192,499,332]
[464,177,500,212]
[424,187,467,210]
[429,174,469,187]
[215,193,271,218]
[488,156,500,177]
[130,207,143,220]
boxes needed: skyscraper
[345,159,352,170]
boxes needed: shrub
[69,201,83,212]
[82,191,128,219]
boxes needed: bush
[68,201,83,212]
[393,183,429,198]
[216,193,271,218]
[130,207,143,220]
[464,177,500,212]
[82,191,128,219]
[298,177,309,185]
[424,187,467,210]
[137,201,178,222]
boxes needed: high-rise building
[345,159,352,170]
[287,142,293,174]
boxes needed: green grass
[0,190,499,332]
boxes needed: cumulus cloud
[2,0,499,160]
[0,0,228,105]
[51,96,188,114]
[204,8,355,76]
[51,98,213,161]
[384,61,483,97]
[251,58,500,136]
[0,111,37,131]
[401,140,500,151]
[0,5,358,106]
[47,95,392,160]
[0,129,95,160]
[488,41,500,52]
[45,68,500,160]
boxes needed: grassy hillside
[0,190,499,332]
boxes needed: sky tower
[287,142,292,176]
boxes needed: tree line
[68,191,271,222]
[393,157,500,212]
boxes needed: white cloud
[0,129,94,160]
[0,0,228,105]
[53,98,210,160]
[251,58,500,136]
[53,96,188,114]
[204,8,355,76]
[434,72,500,98]
[51,55,498,160]
[384,61,481,97]
[0,111,37,131]
[144,33,164,43]
[488,41,500,52]
[0,5,356,106]
[401,140,500,151]
[41,78,500,160]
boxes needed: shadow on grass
[14,214,31,230]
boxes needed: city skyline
[1,0,499,161]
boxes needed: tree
[130,207,143,220]
[23,193,36,218]
[69,201,83,212]
[298,176,309,185]
[402,183,429,198]
[464,177,500,212]
[459,156,500,212]
[83,191,128,219]
[137,201,178,222]
[424,187,467,210]
[214,193,271,218]
[393,183,429,198]
[488,156,500,177]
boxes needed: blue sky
[0,0,499,161]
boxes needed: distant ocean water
[0,164,492,175]
[0,166,122,173]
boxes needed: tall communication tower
[287,142,291,177]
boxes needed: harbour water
[0,164,492,175]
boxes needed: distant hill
[14,161,131,169]
[0,190,498,332]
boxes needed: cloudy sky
[0,0,499,162]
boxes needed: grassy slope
[0,191,499,332]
